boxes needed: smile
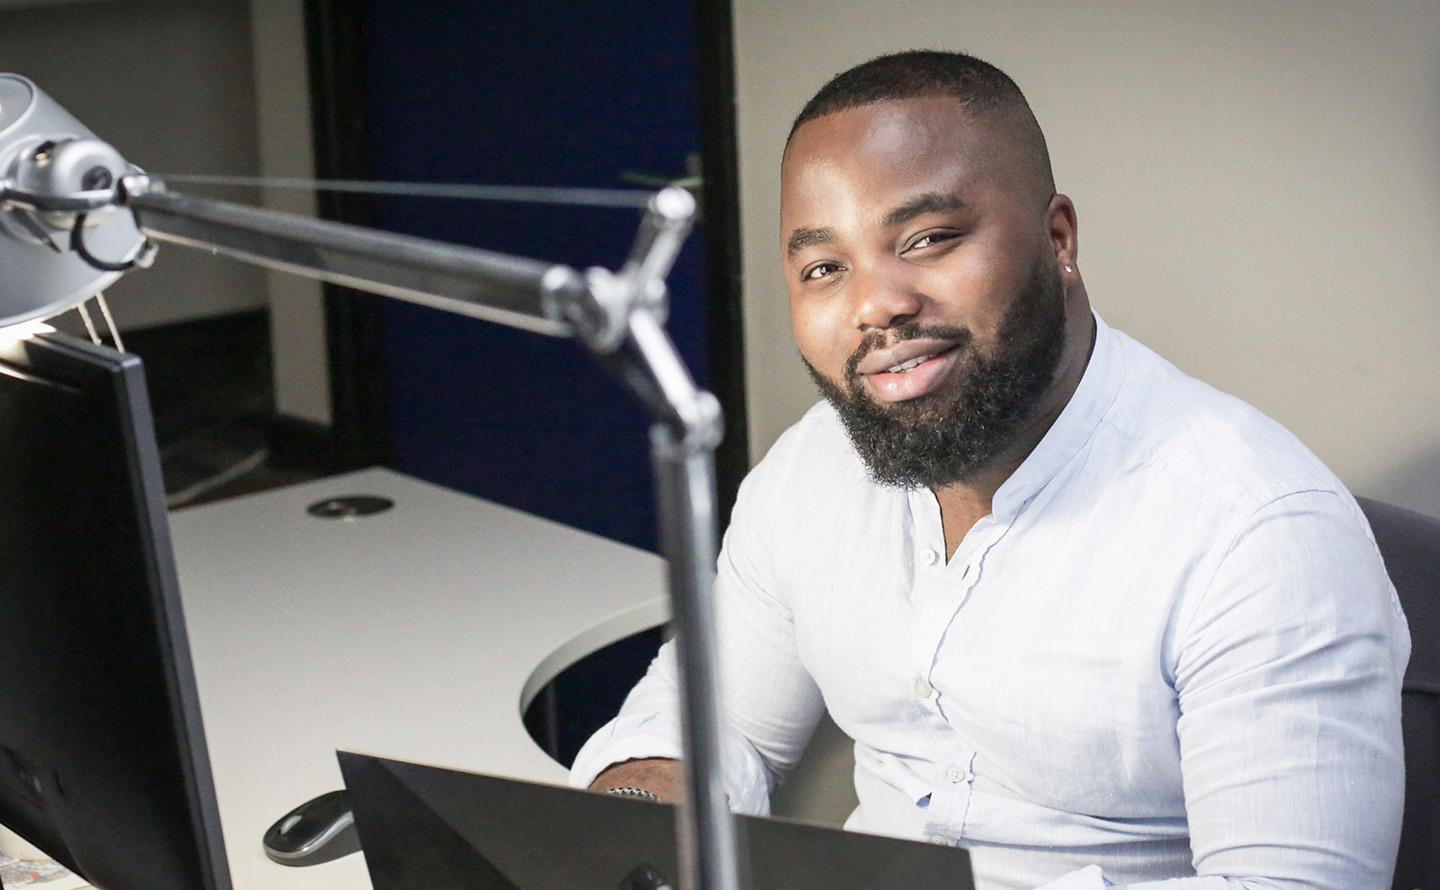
[886,353,938,373]
[864,346,961,403]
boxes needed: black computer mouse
[262,789,361,866]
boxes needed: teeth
[887,353,934,373]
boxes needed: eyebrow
[786,226,837,259]
[882,192,965,229]
[785,192,966,260]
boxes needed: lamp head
[0,74,147,328]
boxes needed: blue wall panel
[357,2,708,552]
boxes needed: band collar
[987,311,1126,521]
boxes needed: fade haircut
[789,50,1056,195]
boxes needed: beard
[804,257,1068,490]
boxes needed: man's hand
[589,758,684,802]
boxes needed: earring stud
[1064,265,1074,272]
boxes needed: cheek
[921,241,1032,334]
[789,293,855,376]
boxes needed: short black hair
[789,50,1055,194]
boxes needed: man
[570,51,1409,890]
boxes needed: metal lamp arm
[2,114,742,890]
[120,177,585,339]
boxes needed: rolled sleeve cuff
[567,712,774,816]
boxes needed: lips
[855,337,958,375]
[859,342,962,403]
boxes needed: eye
[802,261,843,282]
[902,230,960,254]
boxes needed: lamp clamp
[562,186,695,355]
[0,137,131,215]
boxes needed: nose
[850,259,922,332]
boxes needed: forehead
[781,96,1019,221]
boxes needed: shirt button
[920,549,938,565]
[914,679,933,698]
[946,766,965,783]
[929,834,950,846]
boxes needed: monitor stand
[338,752,974,890]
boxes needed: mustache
[843,323,974,380]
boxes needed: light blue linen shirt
[571,315,1410,890]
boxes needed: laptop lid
[338,751,974,890]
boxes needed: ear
[1046,194,1078,271]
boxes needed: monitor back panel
[0,333,230,890]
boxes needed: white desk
[169,468,670,890]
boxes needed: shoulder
[1080,328,1404,679]
[738,401,868,506]
[726,400,901,558]
[717,402,879,609]
[1061,325,1381,611]
[1099,327,1346,514]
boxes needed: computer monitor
[0,331,231,890]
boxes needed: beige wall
[0,0,331,423]
[0,0,266,329]
[733,1,1440,517]
[249,0,330,424]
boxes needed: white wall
[733,1,1440,518]
[0,0,267,329]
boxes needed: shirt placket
[907,492,1004,843]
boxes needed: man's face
[780,96,1071,488]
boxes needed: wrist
[590,757,683,803]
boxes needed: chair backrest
[1356,497,1439,890]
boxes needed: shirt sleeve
[1067,488,1410,890]
[569,438,828,813]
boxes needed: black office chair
[1356,497,1440,890]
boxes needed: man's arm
[569,432,828,812]
[1163,491,1407,887]
[1048,490,1410,890]
[568,593,826,814]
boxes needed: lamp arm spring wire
[69,211,154,273]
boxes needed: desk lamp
[0,73,743,890]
